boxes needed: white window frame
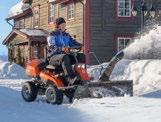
[33,46,39,59]
[14,19,25,29]
[67,3,75,20]
[49,3,55,23]
[117,37,132,51]
[117,0,132,17]
[33,6,40,28]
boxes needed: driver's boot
[68,76,78,86]
[69,97,73,103]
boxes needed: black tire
[45,84,63,105]
[21,81,38,102]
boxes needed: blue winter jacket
[47,29,82,56]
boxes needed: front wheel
[21,81,38,102]
[45,84,63,105]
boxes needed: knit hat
[55,17,66,26]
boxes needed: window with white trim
[67,3,75,20]
[33,6,40,28]
[117,37,131,51]
[117,0,131,17]
[49,3,55,23]
[14,19,25,29]
[33,46,39,59]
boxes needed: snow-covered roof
[20,29,49,37]
[3,29,49,45]
[6,1,31,20]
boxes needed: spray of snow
[124,25,161,59]
[88,25,161,95]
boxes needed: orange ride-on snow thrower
[21,48,133,105]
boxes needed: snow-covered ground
[1,26,161,122]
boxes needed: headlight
[77,64,86,69]
[81,64,86,69]
[77,65,81,68]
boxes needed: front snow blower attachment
[74,80,133,98]
[74,51,133,99]
[22,49,133,105]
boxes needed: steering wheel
[70,47,82,53]
[63,46,82,53]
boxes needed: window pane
[118,38,131,51]
[118,8,123,15]
[33,46,39,58]
[67,4,75,19]
[125,1,130,8]
[125,10,130,16]
[33,6,39,28]
[117,0,131,17]
[119,41,124,51]
[118,2,124,8]
[125,39,130,46]
[49,3,54,23]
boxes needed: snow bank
[124,25,161,59]
[0,62,29,79]
[7,1,30,19]
[111,59,161,95]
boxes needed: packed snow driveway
[1,85,161,122]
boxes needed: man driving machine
[47,17,85,84]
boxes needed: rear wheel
[45,84,63,105]
[21,81,38,102]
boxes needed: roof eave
[2,29,29,45]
